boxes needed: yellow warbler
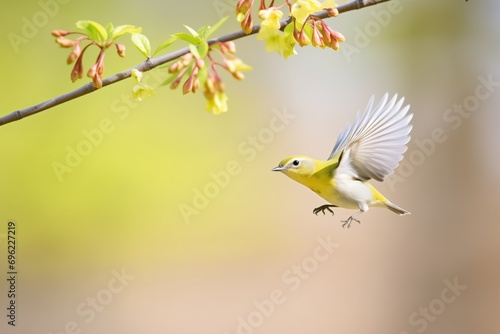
[272,93,413,228]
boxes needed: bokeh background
[0,0,499,333]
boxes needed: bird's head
[272,156,317,182]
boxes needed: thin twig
[0,0,390,127]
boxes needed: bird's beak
[272,166,284,172]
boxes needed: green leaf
[76,20,108,43]
[197,65,208,86]
[184,25,199,37]
[171,32,200,45]
[205,16,228,39]
[283,22,294,37]
[188,44,200,59]
[131,33,151,58]
[197,25,210,40]
[197,40,209,58]
[110,25,142,40]
[153,36,177,56]
[106,23,114,37]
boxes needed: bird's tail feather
[384,202,411,216]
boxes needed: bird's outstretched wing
[328,93,413,182]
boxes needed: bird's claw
[341,216,361,228]
[313,205,336,216]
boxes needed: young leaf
[188,44,200,59]
[110,25,142,40]
[197,65,208,86]
[197,25,210,40]
[106,23,114,37]
[205,16,228,39]
[197,40,209,58]
[153,36,177,56]
[171,32,200,45]
[184,25,199,37]
[131,33,151,58]
[76,20,108,43]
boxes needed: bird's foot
[341,216,361,228]
[313,205,337,216]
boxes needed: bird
[272,93,413,228]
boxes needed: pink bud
[66,44,81,65]
[92,74,103,88]
[182,76,194,95]
[331,30,345,42]
[241,12,253,34]
[231,71,245,80]
[222,41,236,54]
[236,0,253,15]
[56,36,76,48]
[311,23,324,48]
[296,29,310,47]
[87,64,97,78]
[326,8,339,17]
[97,62,104,75]
[195,57,205,69]
[115,43,126,57]
[181,53,193,66]
[51,30,71,37]
[329,39,340,51]
[71,57,83,82]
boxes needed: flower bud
[192,77,200,93]
[182,75,194,95]
[168,61,181,73]
[221,41,236,54]
[180,53,193,66]
[236,0,253,17]
[170,76,182,90]
[331,30,345,42]
[231,71,245,80]
[329,38,340,51]
[97,62,104,75]
[51,30,71,37]
[311,23,324,48]
[66,44,81,65]
[326,8,339,17]
[170,68,187,90]
[115,43,126,57]
[92,74,103,88]
[294,28,310,47]
[87,64,97,78]
[71,58,83,82]
[241,12,253,34]
[195,57,205,69]
[56,36,77,48]
[205,75,215,94]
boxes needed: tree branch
[0,0,390,127]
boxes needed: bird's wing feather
[328,93,413,181]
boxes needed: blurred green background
[0,0,499,333]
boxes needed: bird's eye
[292,160,300,167]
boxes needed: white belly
[331,174,374,209]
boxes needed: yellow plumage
[272,94,412,228]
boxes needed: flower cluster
[165,41,251,114]
[131,69,155,101]
[236,0,345,58]
[52,21,141,88]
